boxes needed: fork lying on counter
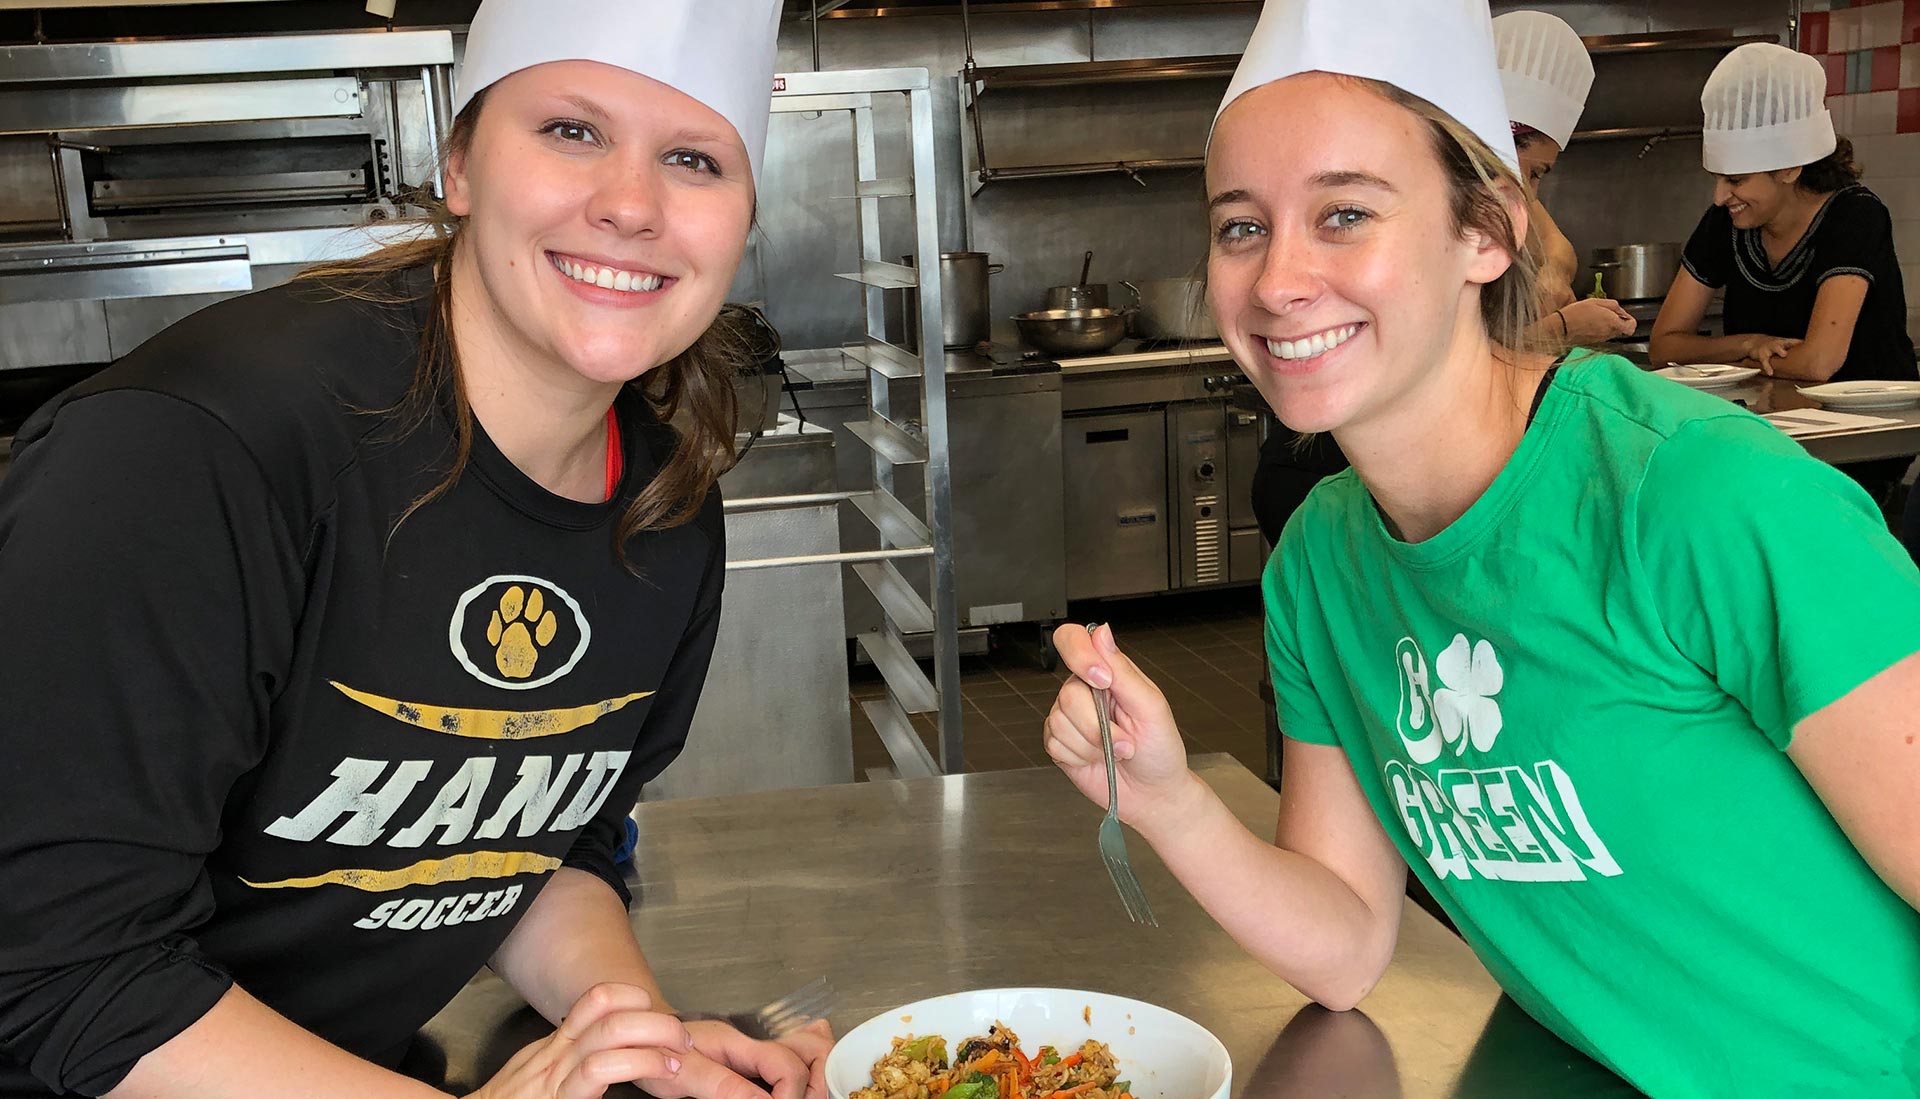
[676,976,838,1040]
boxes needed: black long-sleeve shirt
[0,266,724,1096]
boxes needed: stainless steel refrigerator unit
[0,31,454,368]
[1058,342,1267,601]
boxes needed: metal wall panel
[0,137,60,235]
[740,12,1088,350]
[0,300,109,370]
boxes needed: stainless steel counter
[413,756,1639,1098]
[647,418,851,801]
[1722,377,1920,465]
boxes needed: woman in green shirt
[1045,1,1920,1096]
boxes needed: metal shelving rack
[727,67,961,779]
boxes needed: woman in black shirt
[0,4,826,1099]
[1652,45,1916,386]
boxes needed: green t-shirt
[1264,353,1920,1097]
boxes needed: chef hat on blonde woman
[1215,0,1519,172]
[1494,11,1595,150]
[1700,43,1836,175]
[455,0,783,182]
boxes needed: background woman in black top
[0,4,829,1099]
[1653,44,1917,386]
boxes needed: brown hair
[1354,77,1550,360]
[1797,134,1864,194]
[299,89,751,568]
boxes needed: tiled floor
[850,588,1273,780]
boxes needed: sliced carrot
[1047,1085,1095,1099]
[1057,1053,1083,1071]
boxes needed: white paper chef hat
[1493,11,1594,150]
[1215,0,1518,173]
[1700,43,1836,175]
[455,0,783,183]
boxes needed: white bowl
[825,988,1231,1099]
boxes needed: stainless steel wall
[743,0,1791,352]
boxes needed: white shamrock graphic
[1432,634,1504,756]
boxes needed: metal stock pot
[1588,243,1682,302]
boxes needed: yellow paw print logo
[485,584,558,680]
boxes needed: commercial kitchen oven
[0,31,455,369]
[1059,345,1267,601]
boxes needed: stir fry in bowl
[852,1023,1134,1099]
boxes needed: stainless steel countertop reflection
[410,756,1640,1098]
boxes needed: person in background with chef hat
[1045,0,1920,1095]
[0,4,830,1099]
[1653,43,1916,386]
[1494,9,1636,347]
[1653,42,1917,504]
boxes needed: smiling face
[1206,74,1523,436]
[444,60,755,391]
[1712,167,1799,230]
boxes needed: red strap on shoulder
[604,405,623,502]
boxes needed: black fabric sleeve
[0,391,302,1094]
[558,512,725,908]
[1681,204,1731,289]
[1813,189,1894,286]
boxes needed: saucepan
[1045,250,1109,310]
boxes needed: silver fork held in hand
[1087,623,1158,927]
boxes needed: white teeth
[1265,324,1359,361]
[551,254,664,294]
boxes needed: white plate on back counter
[1654,364,1761,389]
[1797,380,1920,410]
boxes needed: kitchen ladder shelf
[732,68,962,779]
